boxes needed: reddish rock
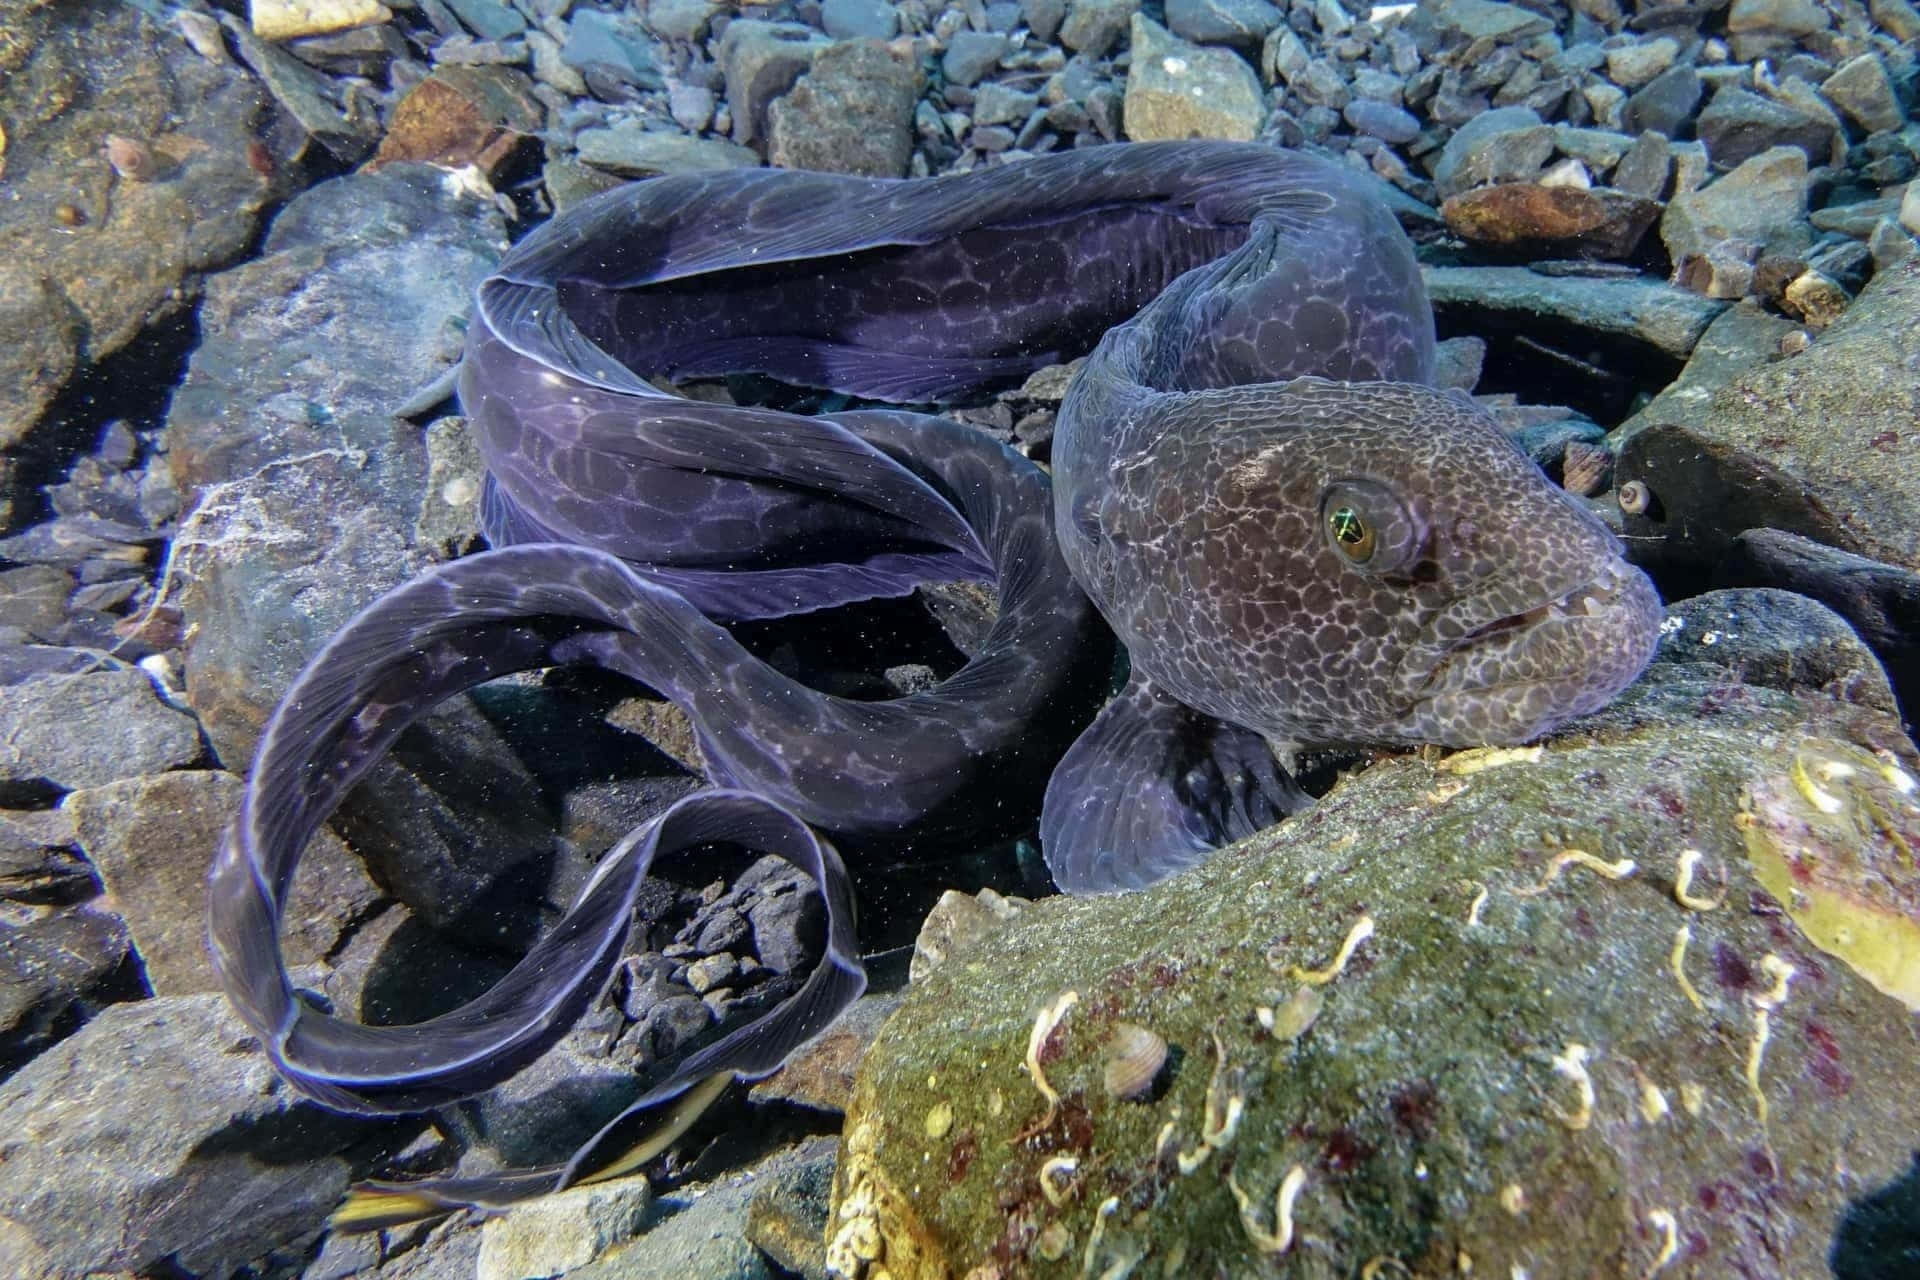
[1441,182,1662,260]
[371,66,542,180]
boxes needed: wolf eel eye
[1327,506,1375,562]
[1320,480,1421,574]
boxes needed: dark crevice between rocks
[3,308,200,538]
[1437,306,1687,427]
[1830,1151,1920,1280]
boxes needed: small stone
[1821,54,1903,135]
[1904,184,1920,237]
[719,20,825,146]
[973,81,1038,127]
[684,951,739,993]
[1122,14,1267,142]
[1538,157,1592,188]
[1674,245,1756,299]
[822,0,900,39]
[476,1179,653,1280]
[1727,0,1829,34]
[668,81,716,132]
[249,0,391,41]
[942,30,1008,85]
[563,8,664,90]
[1870,0,1920,40]
[769,38,923,177]
[1344,98,1420,144]
[1611,130,1672,199]
[1431,105,1554,198]
[1870,217,1916,272]
[1620,63,1700,138]
[1059,0,1142,56]
[1782,270,1849,326]
[644,0,721,40]
[575,127,759,176]
[1165,0,1283,45]
[1604,36,1678,90]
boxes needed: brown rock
[1440,182,1661,259]
[371,66,543,181]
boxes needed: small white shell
[1102,1023,1168,1101]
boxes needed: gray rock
[942,29,1008,85]
[1822,53,1903,135]
[1122,15,1267,142]
[0,807,89,905]
[1404,0,1553,45]
[0,905,130,1073]
[1611,300,1801,451]
[576,127,760,176]
[1872,0,1920,38]
[822,0,900,38]
[720,20,827,146]
[440,0,526,40]
[0,994,400,1277]
[1423,265,1728,357]
[0,1,289,449]
[1870,216,1917,272]
[1344,97,1420,144]
[64,770,383,996]
[0,567,70,643]
[1431,105,1555,198]
[1549,124,1637,171]
[1025,0,1069,41]
[1289,56,1352,111]
[743,1137,838,1278]
[1164,0,1283,46]
[161,165,503,766]
[1617,255,1920,574]
[769,39,923,177]
[1660,145,1812,266]
[643,0,722,41]
[0,668,200,798]
[1620,62,1702,138]
[563,8,665,91]
[1058,0,1141,56]
[476,1178,653,1280]
[973,81,1040,127]
[1604,35,1679,89]
[1695,85,1838,171]
[1612,129,1673,198]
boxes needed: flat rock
[1440,182,1661,259]
[1423,265,1727,358]
[831,600,1920,1276]
[0,904,131,1073]
[720,19,826,147]
[476,1178,653,1280]
[575,127,759,176]
[1821,53,1903,135]
[1405,0,1553,45]
[1123,14,1267,142]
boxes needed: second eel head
[1062,376,1664,751]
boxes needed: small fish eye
[1326,505,1376,563]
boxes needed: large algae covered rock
[830,592,1920,1279]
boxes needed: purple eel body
[208,142,1661,1212]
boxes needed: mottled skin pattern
[209,142,1662,1204]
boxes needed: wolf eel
[208,141,1661,1209]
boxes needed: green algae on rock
[831,593,1920,1279]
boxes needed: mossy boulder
[831,592,1920,1278]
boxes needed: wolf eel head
[1067,377,1664,750]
